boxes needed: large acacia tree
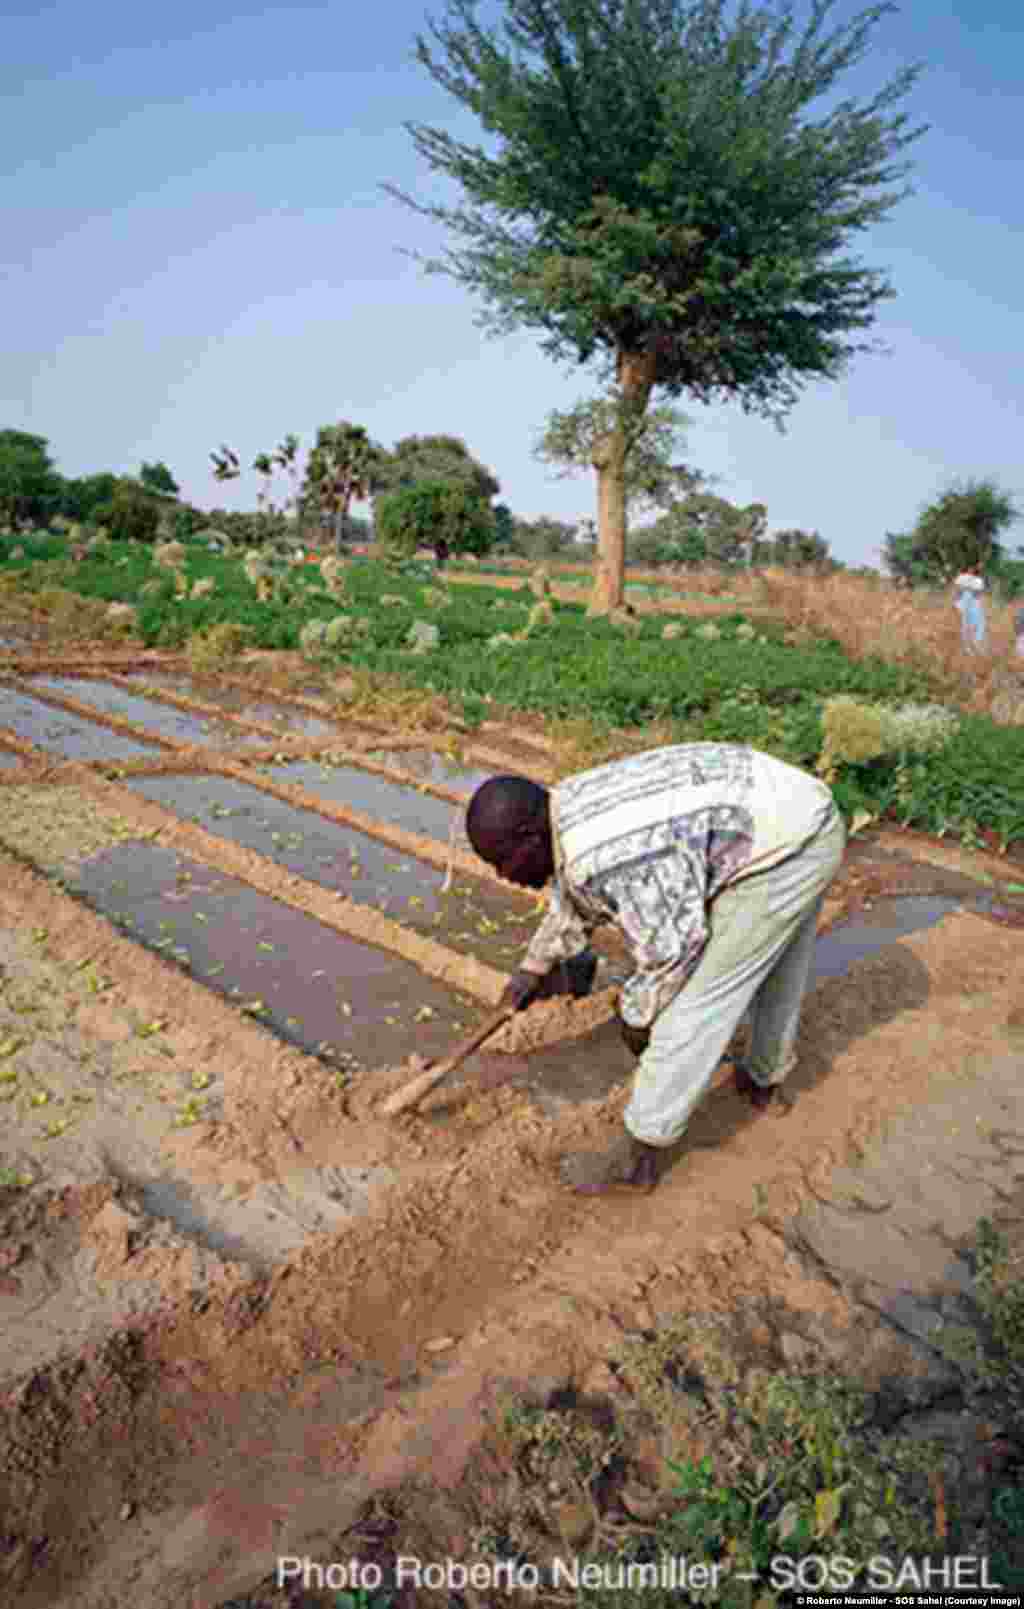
[383,0,927,613]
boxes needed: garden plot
[3,645,1024,1608]
[28,675,272,749]
[119,771,539,967]
[259,757,472,841]
[126,670,341,738]
[0,683,161,760]
[364,745,499,793]
[66,842,489,1067]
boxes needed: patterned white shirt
[520,744,838,1027]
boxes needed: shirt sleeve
[519,877,595,975]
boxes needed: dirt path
[1,644,1023,1607]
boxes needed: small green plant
[299,618,328,656]
[186,621,250,672]
[570,1318,945,1609]
[333,1590,394,1609]
[0,1167,33,1190]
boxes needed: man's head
[466,775,554,889]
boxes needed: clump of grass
[816,694,960,783]
[186,621,251,672]
[328,664,457,732]
[298,618,328,657]
[32,586,117,641]
[543,713,681,778]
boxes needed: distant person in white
[953,566,986,652]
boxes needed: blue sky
[5,0,1022,569]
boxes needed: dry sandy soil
[1,627,1023,1607]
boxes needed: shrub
[319,555,346,592]
[524,600,555,634]
[94,481,162,544]
[243,553,268,587]
[878,702,960,754]
[815,696,890,781]
[323,614,370,650]
[186,622,250,672]
[153,541,187,572]
[105,602,137,635]
[406,619,441,654]
[299,619,328,657]
[816,695,960,783]
[32,588,114,640]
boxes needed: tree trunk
[587,348,657,617]
[588,433,628,615]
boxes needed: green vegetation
[383,0,927,612]
[481,1219,1024,1606]
[2,532,1023,851]
[885,477,1023,588]
[375,476,496,562]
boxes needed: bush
[200,508,290,547]
[32,587,117,640]
[375,479,495,564]
[94,481,162,544]
[172,505,207,541]
[323,613,370,650]
[192,526,230,549]
[816,695,960,783]
[186,622,250,673]
[299,619,328,657]
[153,540,187,572]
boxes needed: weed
[0,1167,33,1189]
[172,1095,206,1127]
[186,621,251,672]
[492,1314,965,1608]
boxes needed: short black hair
[466,775,549,859]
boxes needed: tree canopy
[138,460,180,500]
[0,431,62,528]
[883,478,1021,586]
[373,433,501,507]
[375,476,497,562]
[533,396,703,522]
[639,488,767,565]
[302,422,389,550]
[384,0,928,612]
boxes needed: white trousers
[625,807,847,1147]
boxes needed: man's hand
[618,1018,651,1057]
[500,970,544,1012]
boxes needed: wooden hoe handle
[379,1002,514,1117]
